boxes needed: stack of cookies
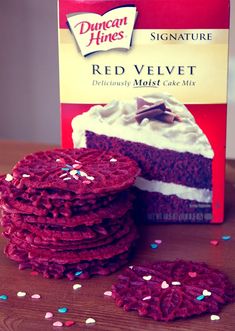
[0,148,140,280]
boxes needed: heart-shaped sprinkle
[110,158,117,163]
[45,312,53,319]
[31,294,41,299]
[5,174,13,182]
[142,296,151,301]
[210,314,220,321]
[64,320,75,327]
[203,289,212,297]
[196,294,205,301]
[210,240,219,246]
[222,235,231,241]
[85,318,96,324]
[188,272,197,278]
[172,281,181,286]
[53,321,63,327]
[22,174,30,178]
[129,265,133,269]
[161,281,169,289]
[58,307,68,313]
[143,275,152,281]
[155,240,162,245]
[17,291,27,297]
[0,294,8,300]
[73,283,82,290]
[150,243,158,249]
[75,271,83,276]
[104,291,112,297]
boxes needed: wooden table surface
[0,140,235,331]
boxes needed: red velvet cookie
[111,260,235,321]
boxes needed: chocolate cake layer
[85,131,212,190]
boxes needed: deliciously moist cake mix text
[58,0,230,223]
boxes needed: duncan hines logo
[67,5,137,56]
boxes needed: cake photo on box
[72,93,214,223]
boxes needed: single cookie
[111,260,235,321]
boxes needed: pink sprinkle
[60,173,67,178]
[210,240,219,246]
[188,272,197,278]
[73,175,79,180]
[155,239,162,245]
[83,180,91,185]
[104,291,112,297]
[73,164,82,169]
[31,294,41,299]
[45,312,53,319]
[53,321,63,327]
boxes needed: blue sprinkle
[76,170,81,175]
[58,307,68,313]
[0,294,8,301]
[62,167,70,171]
[196,295,205,301]
[75,271,83,276]
[222,235,231,241]
[150,243,158,249]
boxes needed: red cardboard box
[58,0,230,224]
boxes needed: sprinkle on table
[0,294,8,301]
[17,291,27,297]
[85,318,96,325]
[161,281,169,289]
[210,240,219,246]
[222,235,231,241]
[210,314,220,321]
[172,281,181,286]
[31,294,41,299]
[154,239,162,245]
[202,289,211,297]
[45,312,53,319]
[53,321,63,327]
[188,271,197,278]
[143,275,152,281]
[73,283,82,290]
[150,243,158,249]
[30,271,39,276]
[58,307,68,313]
[64,320,76,327]
[104,291,112,297]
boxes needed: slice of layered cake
[72,93,214,223]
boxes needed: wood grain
[0,140,235,331]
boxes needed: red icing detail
[59,0,229,29]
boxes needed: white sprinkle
[85,318,96,324]
[110,158,117,163]
[17,291,27,297]
[59,173,67,178]
[69,169,77,176]
[143,275,152,281]
[172,281,181,286]
[203,289,212,297]
[5,174,13,182]
[129,265,133,269]
[56,159,61,162]
[142,296,151,301]
[161,281,169,289]
[75,160,81,164]
[73,283,82,290]
[104,291,112,297]
[63,177,71,181]
[210,314,220,321]
[79,171,87,177]
[22,174,30,178]
[86,176,95,181]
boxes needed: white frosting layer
[72,93,214,158]
[134,177,212,203]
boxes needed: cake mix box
[58,0,230,224]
